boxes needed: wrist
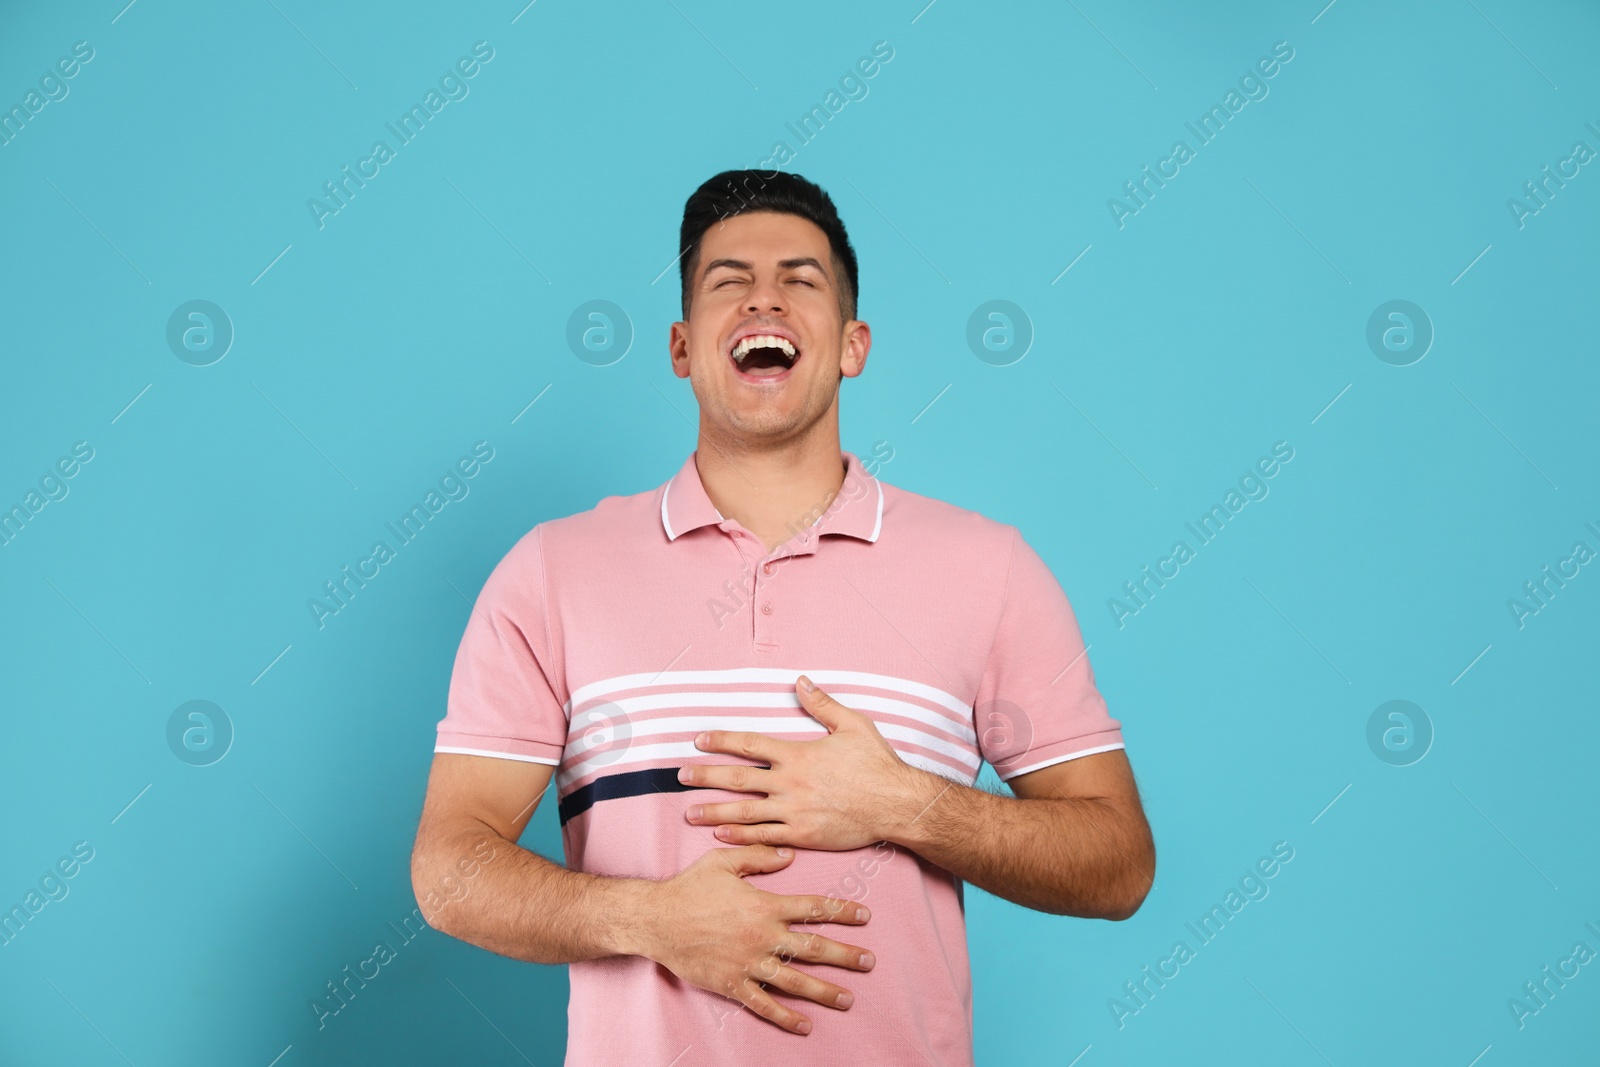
[601,876,665,960]
[884,764,951,851]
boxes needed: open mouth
[728,334,801,380]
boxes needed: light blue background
[2,1,1597,1064]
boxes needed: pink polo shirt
[435,449,1125,1066]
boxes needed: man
[410,169,1155,1065]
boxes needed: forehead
[696,211,833,272]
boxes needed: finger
[762,962,856,1012]
[678,762,773,793]
[796,675,851,732]
[730,975,813,1035]
[687,798,782,826]
[714,844,794,877]
[779,893,872,926]
[710,822,792,846]
[694,729,789,763]
[778,929,877,973]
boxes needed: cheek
[802,341,839,380]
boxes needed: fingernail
[676,767,690,784]
[796,1019,812,1034]
[855,906,869,921]
[686,805,702,820]
[859,952,874,969]
[715,826,729,839]
[836,992,853,1008]
[695,731,709,747]
[797,675,815,692]
[777,847,792,857]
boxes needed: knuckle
[737,799,756,822]
[730,765,748,790]
[777,969,809,996]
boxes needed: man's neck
[694,430,846,555]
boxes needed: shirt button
[760,602,773,615]
[762,562,776,577]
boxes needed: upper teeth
[732,335,797,362]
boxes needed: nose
[746,274,785,314]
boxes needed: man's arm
[410,752,637,962]
[889,750,1155,919]
[410,752,878,1034]
[680,677,1156,921]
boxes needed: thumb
[796,675,848,732]
[719,844,794,877]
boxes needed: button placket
[722,525,770,648]
[751,539,813,652]
[753,548,787,650]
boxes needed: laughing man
[410,169,1155,1066]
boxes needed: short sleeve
[974,526,1124,780]
[434,525,569,765]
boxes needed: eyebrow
[702,256,830,277]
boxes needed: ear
[840,319,870,378]
[669,321,691,379]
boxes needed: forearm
[887,770,1153,919]
[412,817,656,964]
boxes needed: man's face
[670,211,869,446]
